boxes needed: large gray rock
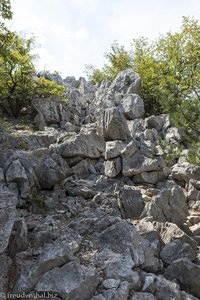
[56,132,105,158]
[8,218,28,256]
[0,189,17,254]
[96,220,159,272]
[127,119,145,139]
[101,248,141,284]
[6,159,28,184]
[13,239,77,293]
[160,240,196,265]
[0,254,12,297]
[105,141,126,159]
[38,71,63,85]
[142,273,181,300]
[164,127,184,144]
[119,94,145,120]
[145,115,164,132]
[143,186,188,226]
[35,261,100,300]
[98,107,130,141]
[165,258,200,298]
[33,152,71,190]
[131,292,155,300]
[32,96,68,129]
[133,170,169,185]
[117,185,145,219]
[5,149,71,193]
[94,281,136,300]
[171,163,200,186]
[122,152,159,176]
[137,220,197,250]
[104,158,122,178]
[110,69,141,96]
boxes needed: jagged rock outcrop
[0,69,199,299]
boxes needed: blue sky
[7,0,200,78]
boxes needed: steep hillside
[0,70,200,299]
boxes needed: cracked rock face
[0,70,200,300]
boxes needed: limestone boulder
[143,186,188,226]
[0,189,17,254]
[35,261,100,300]
[165,258,200,298]
[96,220,159,272]
[119,94,145,120]
[97,107,130,141]
[56,132,105,158]
[160,240,196,265]
[117,185,145,219]
[104,158,122,178]
[13,239,77,293]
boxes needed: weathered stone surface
[13,239,77,293]
[122,152,159,176]
[8,218,28,256]
[5,149,71,193]
[187,187,200,201]
[171,163,200,185]
[143,186,188,225]
[34,153,71,190]
[132,170,169,185]
[56,132,105,158]
[117,185,145,219]
[104,157,122,178]
[127,119,145,139]
[64,178,97,198]
[189,223,200,236]
[96,220,159,272]
[6,159,28,184]
[102,248,141,284]
[0,189,17,254]
[102,279,121,289]
[35,261,100,300]
[98,107,130,141]
[165,258,200,298]
[160,240,196,265]
[145,115,164,132]
[164,127,184,144]
[32,96,68,128]
[131,292,155,300]
[0,253,12,297]
[110,69,141,96]
[100,281,135,300]
[105,141,126,159]
[119,94,145,120]
[180,291,199,300]
[143,273,181,300]
[189,179,200,190]
[137,220,197,250]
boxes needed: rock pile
[0,69,200,299]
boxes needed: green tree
[0,0,12,20]
[0,0,66,118]
[0,30,65,117]
[85,41,133,84]
[87,17,200,133]
[133,17,200,121]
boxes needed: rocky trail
[0,69,200,300]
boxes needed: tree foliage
[0,0,65,118]
[85,41,133,84]
[133,17,200,123]
[0,30,65,117]
[86,17,200,134]
[0,0,12,20]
